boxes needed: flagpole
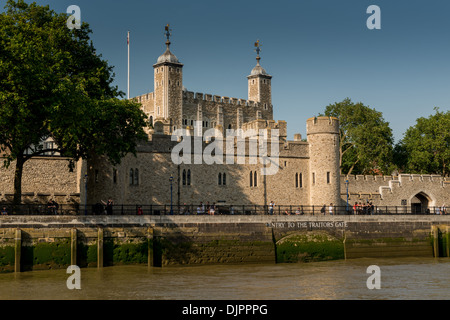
[127,30,130,99]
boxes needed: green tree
[0,0,148,205]
[400,108,450,176]
[322,98,394,176]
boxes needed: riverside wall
[0,215,449,272]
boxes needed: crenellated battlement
[241,119,287,138]
[342,174,448,184]
[133,92,155,103]
[306,116,339,135]
[183,90,270,109]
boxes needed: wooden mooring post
[14,229,21,273]
[71,228,77,265]
[97,228,103,268]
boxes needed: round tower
[306,116,340,208]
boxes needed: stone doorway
[410,192,430,214]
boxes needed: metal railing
[0,203,447,216]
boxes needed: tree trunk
[13,156,25,206]
[346,158,359,176]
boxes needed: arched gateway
[410,192,432,214]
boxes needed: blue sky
[4,0,450,142]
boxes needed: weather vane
[254,39,262,63]
[164,24,172,43]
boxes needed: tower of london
[0,27,448,213]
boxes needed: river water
[0,257,449,300]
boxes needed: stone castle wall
[134,89,273,135]
[340,174,450,208]
[87,135,312,207]
[0,157,82,203]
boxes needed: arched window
[299,173,303,188]
[129,169,134,185]
[223,173,226,186]
[295,173,298,188]
[254,171,257,187]
[187,169,191,186]
[113,169,117,184]
[134,168,139,185]
[250,171,253,187]
[182,169,186,186]
[218,173,222,185]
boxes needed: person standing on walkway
[269,201,274,215]
[101,198,114,215]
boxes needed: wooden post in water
[432,225,439,258]
[71,228,77,265]
[343,234,347,260]
[97,228,103,268]
[148,227,154,267]
[14,229,21,273]
[446,226,450,258]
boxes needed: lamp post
[345,179,349,213]
[84,173,88,215]
[169,176,174,215]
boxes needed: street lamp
[345,179,349,213]
[169,176,174,215]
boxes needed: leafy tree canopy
[0,0,148,204]
[399,108,450,176]
[322,98,395,176]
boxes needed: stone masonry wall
[87,136,312,207]
[340,174,450,208]
[0,157,82,203]
[1,215,448,272]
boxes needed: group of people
[47,199,59,215]
[352,202,375,215]
[269,201,305,215]
[435,205,447,215]
[167,202,219,215]
[195,202,217,215]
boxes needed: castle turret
[247,40,273,120]
[153,24,183,133]
[306,117,340,207]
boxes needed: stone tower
[153,24,183,132]
[247,40,273,120]
[306,116,341,207]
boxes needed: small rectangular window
[134,168,139,185]
[327,172,330,184]
[312,172,315,185]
